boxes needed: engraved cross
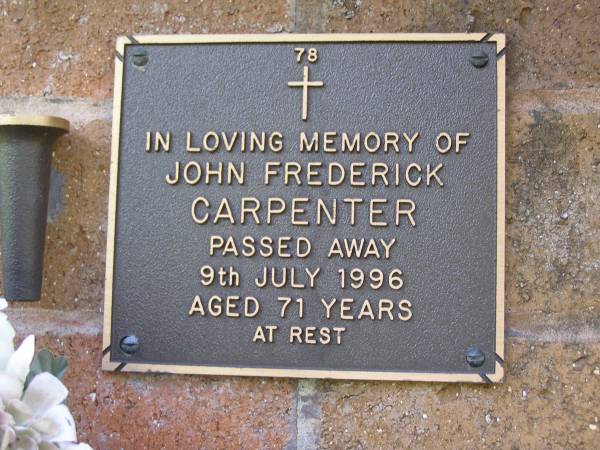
[287,65,324,121]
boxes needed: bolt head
[132,50,148,67]
[466,346,485,367]
[470,51,489,68]
[120,335,139,355]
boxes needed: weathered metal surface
[105,35,504,382]
[0,117,69,301]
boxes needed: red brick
[33,332,296,449]
[0,0,292,99]
[319,340,600,449]
[322,0,600,90]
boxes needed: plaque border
[102,33,505,383]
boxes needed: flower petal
[39,442,61,450]
[0,426,16,450]
[0,373,23,402]
[57,444,93,450]
[41,404,76,443]
[0,409,12,428]
[5,399,32,425]
[22,373,68,419]
[5,335,35,383]
[12,434,38,450]
[0,299,7,311]
[15,426,41,443]
[0,313,16,370]
[31,417,62,440]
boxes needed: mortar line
[507,326,600,344]
[296,379,321,450]
[293,0,326,33]
[7,308,103,337]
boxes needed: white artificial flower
[0,298,15,369]
[5,373,75,444]
[0,298,35,403]
[0,301,93,450]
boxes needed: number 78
[294,47,319,63]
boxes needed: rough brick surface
[2,0,597,97]
[27,330,296,449]
[505,90,600,323]
[0,0,291,99]
[322,0,600,91]
[319,340,600,449]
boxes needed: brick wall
[1,0,599,448]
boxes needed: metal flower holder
[0,115,69,301]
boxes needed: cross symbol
[287,65,324,121]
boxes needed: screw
[466,346,485,367]
[132,49,148,67]
[470,51,489,68]
[120,335,139,355]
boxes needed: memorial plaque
[102,34,505,382]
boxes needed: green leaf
[25,349,68,388]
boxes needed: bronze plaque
[103,34,505,383]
